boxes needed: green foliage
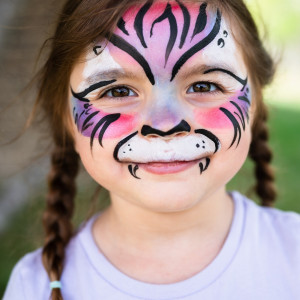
[246,0,300,42]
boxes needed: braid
[42,143,79,300]
[249,103,276,207]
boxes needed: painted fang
[70,1,252,180]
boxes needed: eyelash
[97,85,137,99]
[186,81,225,95]
[91,81,226,101]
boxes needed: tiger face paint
[70,1,252,211]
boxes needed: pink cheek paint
[194,106,233,129]
[194,87,251,129]
[72,98,137,141]
[105,113,137,138]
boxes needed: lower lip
[139,160,198,175]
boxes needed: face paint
[107,1,222,83]
[70,1,250,181]
[71,91,137,149]
[193,69,251,148]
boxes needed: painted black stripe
[82,111,99,132]
[113,131,138,161]
[204,68,248,91]
[234,112,244,131]
[191,3,207,41]
[93,46,102,56]
[117,18,129,36]
[71,79,116,101]
[109,34,155,85]
[85,108,92,115]
[98,114,120,146]
[176,0,190,49]
[195,129,220,153]
[204,157,210,172]
[171,9,221,81]
[128,164,141,179]
[78,111,85,130]
[242,107,249,123]
[141,120,191,137]
[134,1,153,48]
[79,111,85,119]
[75,113,78,125]
[238,95,251,105]
[220,107,241,147]
[230,101,245,130]
[90,114,120,149]
[199,162,204,174]
[218,38,225,48]
[150,3,178,66]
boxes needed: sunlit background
[0,0,299,296]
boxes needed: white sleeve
[3,250,50,300]
[3,261,26,300]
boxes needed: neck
[93,187,234,252]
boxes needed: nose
[141,120,191,138]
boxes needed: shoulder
[233,191,300,255]
[3,249,50,300]
[3,216,96,300]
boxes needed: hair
[32,0,276,298]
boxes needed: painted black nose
[141,120,191,137]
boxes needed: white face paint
[77,46,124,91]
[201,20,247,76]
[70,2,252,213]
[116,133,220,163]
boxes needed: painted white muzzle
[114,131,220,163]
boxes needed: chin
[119,176,211,213]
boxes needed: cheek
[194,105,232,129]
[72,100,138,140]
[106,114,138,138]
[193,90,251,129]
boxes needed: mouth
[136,158,208,175]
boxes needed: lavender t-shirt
[4,192,300,300]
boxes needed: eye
[187,82,218,94]
[103,86,137,98]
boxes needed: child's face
[70,1,252,211]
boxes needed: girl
[4,0,300,299]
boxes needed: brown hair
[33,0,276,299]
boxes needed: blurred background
[0,0,299,296]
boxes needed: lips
[138,159,201,175]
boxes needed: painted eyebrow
[71,67,145,101]
[170,9,221,81]
[177,64,236,79]
[204,68,247,89]
[71,79,116,101]
[84,69,140,85]
[109,33,155,85]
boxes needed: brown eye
[187,82,217,93]
[106,86,136,98]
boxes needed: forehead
[75,1,246,86]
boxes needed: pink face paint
[71,0,249,171]
[109,1,218,80]
[194,85,251,129]
[72,97,137,143]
